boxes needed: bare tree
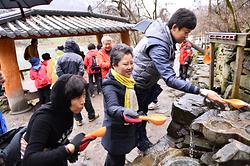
[94,0,168,45]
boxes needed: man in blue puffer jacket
[133,8,225,152]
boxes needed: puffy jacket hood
[50,74,73,116]
[64,39,80,53]
[144,19,173,46]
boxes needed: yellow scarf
[111,69,138,110]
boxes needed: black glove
[67,152,79,163]
[71,133,96,152]
[122,109,142,123]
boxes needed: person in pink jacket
[30,57,52,104]
[84,43,102,97]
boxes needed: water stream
[189,129,195,158]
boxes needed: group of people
[1,8,226,166]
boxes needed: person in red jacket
[179,41,193,80]
[30,57,51,104]
[84,43,102,97]
[96,36,113,78]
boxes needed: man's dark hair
[110,44,133,68]
[97,43,102,50]
[31,38,37,44]
[42,53,51,60]
[88,43,96,50]
[168,8,197,30]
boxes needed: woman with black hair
[22,74,96,166]
[101,44,141,166]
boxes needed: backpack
[0,126,26,166]
[90,56,100,72]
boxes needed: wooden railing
[19,68,30,80]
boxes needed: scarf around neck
[111,69,138,111]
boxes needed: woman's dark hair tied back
[110,44,133,67]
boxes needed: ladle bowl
[86,127,107,137]
[139,114,167,125]
[223,99,250,109]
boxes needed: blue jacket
[132,19,199,94]
[101,72,137,155]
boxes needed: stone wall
[215,44,250,102]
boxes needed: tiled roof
[0,9,135,39]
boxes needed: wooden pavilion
[0,9,135,114]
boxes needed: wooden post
[209,42,215,90]
[231,46,245,98]
[96,34,103,44]
[0,39,30,114]
[120,31,130,46]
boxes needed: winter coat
[22,74,75,166]
[101,72,137,155]
[56,42,84,77]
[96,48,111,78]
[30,64,51,89]
[132,19,199,94]
[47,50,64,86]
[84,49,100,74]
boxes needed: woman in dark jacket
[22,74,96,166]
[102,44,142,166]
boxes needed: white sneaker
[148,102,160,110]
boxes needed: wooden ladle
[86,127,106,137]
[223,99,250,109]
[139,114,167,126]
[203,47,211,64]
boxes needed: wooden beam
[120,31,130,46]
[96,33,103,44]
[0,39,30,114]
[231,46,245,98]
[209,43,215,90]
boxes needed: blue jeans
[135,83,162,151]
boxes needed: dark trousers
[74,89,96,121]
[37,84,51,104]
[135,84,162,151]
[88,73,102,95]
[104,153,125,166]
[179,64,189,80]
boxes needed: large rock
[240,75,250,91]
[191,110,250,145]
[212,139,250,164]
[243,56,250,71]
[160,156,200,166]
[167,94,207,138]
[131,135,176,166]
[171,94,207,125]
